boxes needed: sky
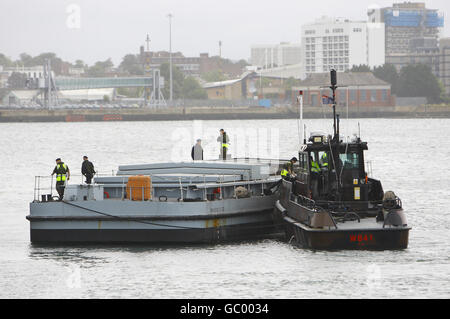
[1,0,449,66]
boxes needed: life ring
[104,191,110,199]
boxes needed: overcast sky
[1,0,449,66]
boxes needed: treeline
[349,64,446,104]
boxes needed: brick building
[292,72,395,107]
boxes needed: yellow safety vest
[321,153,329,167]
[311,161,320,173]
[55,163,68,182]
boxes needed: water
[0,118,449,298]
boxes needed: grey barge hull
[28,197,279,244]
[29,160,286,244]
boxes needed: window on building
[361,90,367,101]
[371,90,377,102]
[381,90,388,101]
[350,90,357,102]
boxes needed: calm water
[0,118,449,299]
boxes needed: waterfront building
[301,17,385,76]
[368,2,444,72]
[250,42,302,69]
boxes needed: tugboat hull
[283,216,410,250]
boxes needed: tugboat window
[339,152,359,169]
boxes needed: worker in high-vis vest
[217,129,230,160]
[320,152,329,169]
[281,157,298,180]
[52,158,70,200]
[311,158,321,173]
[310,155,320,198]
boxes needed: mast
[330,69,339,141]
[330,69,342,200]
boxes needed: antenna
[146,34,151,51]
[358,122,361,140]
[303,124,307,145]
[297,91,304,149]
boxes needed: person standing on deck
[191,139,204,160]
[52,158,70,201]
[281,157,298,180]
[81,156,96,184]
[217,129,230,160]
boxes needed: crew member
[52,158,70,200]
[310,155,321,198]
[320,152,329,169]
[217,129,230,160]
[281,157,298,180]
[81,156,96,184]
[191,139,204,161]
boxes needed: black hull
[30,221,282,245]
[283,218,409,250]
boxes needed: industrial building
[140,49,244,78]
[250,43,302,69]
[368,2,444,71]
[300,17,385,76]
[202,72,255,100]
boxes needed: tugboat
[273,70,411,250]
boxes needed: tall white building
[251,42,302,69]
[301,17,385,75]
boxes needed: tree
[159,63,185,99]
[19,53,33,66]
[87,59,114,77]
[396,64,443,104]
[201,70,226,82]
[74,60,86,69]
[119,54,143,75]
[373,64,399,94]
[182,77,207,99]
[349,64,371,72]
[0,54,13,67]
[7,72,27,89]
